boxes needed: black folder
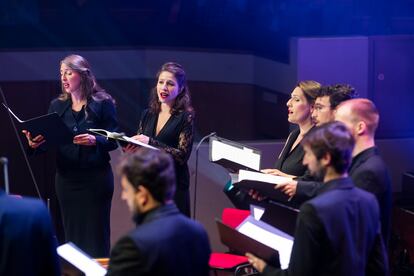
[260,201,299,236]
[235,179,290,202]
[216,219,281,268]
[3,104,73,146]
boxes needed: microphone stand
[0,157,9,194]
[193,132,216,220]
[0,85,43,200]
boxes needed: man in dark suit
[246,122,388,275]
[0,190,60,276]
[279,98,392,244]
[106,148,211,276]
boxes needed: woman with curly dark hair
[127,62,194,216]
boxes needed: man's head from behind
[118,148,176,215]
[302,121,355,181]
[335,98,379,140]
[312,84,357,126]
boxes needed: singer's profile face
[334,104,357,138]
[121,175,138,213]
[60,63,81,94]
[303,145,326,180]
[286,87,312,125]
[312,96,333,126]
[157,71,180,105]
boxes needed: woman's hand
[261,168,295,178]
[22,130,45,149]
[131,134,150,145]
[275,180,298,198]
[123,143,139,153]
[73,134,96,146]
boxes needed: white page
[250,204,265,220]
[57,243,107,276]
[238,170,292,184]
[237,217,294,269]
[122,135,158,150]
[211,140,260,171]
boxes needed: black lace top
[137,109,194,190]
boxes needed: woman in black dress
[245,81,320,206]
[262,80,320,178]
[128,62,194,217]
[23,54,118,257]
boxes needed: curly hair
[319,84,358,109]
[148,62,193,115]
[59,54,114,104]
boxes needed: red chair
[209,208,256,276]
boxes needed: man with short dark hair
[106,148,211,276]
[246,122,388,275]
[312,84,357,126]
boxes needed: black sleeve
[149,112,194,165]
[353,168,387,202]
[262,203,325,276]
[95,99,119,152]
[106,236,146,276]
[366,232,389,276]
[294,181,323,202]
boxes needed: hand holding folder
[3,103,73,147]
[22,130,45,149]
[87,128,158,150]
[234,170,292,202]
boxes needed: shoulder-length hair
[148,62,193,115]
[297,80,321,105]
[58,54,114,104]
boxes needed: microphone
[0,157,10,194]
[193,132,217,220]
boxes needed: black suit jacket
[264,178,388,276]
[107,204,211,276]
[47,97,118,171]
[0,190,60,276]
[296,147,392,244]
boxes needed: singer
[22,55,118,258]
[125,62,194,217]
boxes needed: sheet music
[121,135,158,150]
[250,204,265,220]
[57,243,107,276]
[210,139,261,171]
[88,128,158,150]
[237,217,294,269]
[238,169,291,184]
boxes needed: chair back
[222,208,250,229]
